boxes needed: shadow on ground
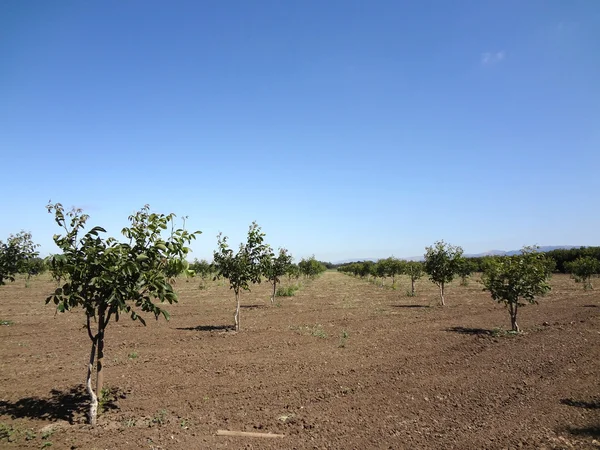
[391,305,430,309]
[0,385,103,423]
[561,398,600,409]
[176,324,234,332]
[446,326,493,336]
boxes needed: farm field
[0,272,599,449]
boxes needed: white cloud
[481,51,506,65]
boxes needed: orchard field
[0,271,599,449]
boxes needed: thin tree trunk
[96,307,106,398]
[86,332,99,426]
[510,302,520,332]
[234,290,240,331]
[411,278,416,296]
[271,281,276,304]
[439,283,445,306]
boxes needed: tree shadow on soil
[391,305,429,308]
[583,304,598,308]
[0,385,120,424]
[446,326,492,336]
[560,398,600,409]
[563,426,600,438]
[176,324,234,332]
[240,304,267,310]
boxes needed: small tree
[299,256,327,279]
[481,247,551,332]
[424,241,463,306]
[565,256,600,290]
[385,257,405,286]
[0,231,39,286]
[286,263,300,282]
[263,248,293,303]
[456,258,477,286]
[46,203,199,425]
[404,261,424,296]
[213,222,270,331]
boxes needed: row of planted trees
[0,204,597,427]
[338,241,570,334]
[1,203,327,426]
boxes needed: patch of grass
[0,319,14,326]
[152,409,168,426]
[277,284,300,297]
[128,351,139,360]
[338,330,349,348]
[123,418,136,427]
[291,324,328,339]
[405,290,416,297]
[0,422,18,442]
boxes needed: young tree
[286,263,300,282]
[46,203,199,425]
[213,222,270,331]
[0,231,39,286]
[423,241,463,306]
[263,248,293,303]
[565,256,600,290]
[456,258,478,286]
[386,257,405,287]
[481,247,551,332]
[298,256,327,279]
[404,261,424,296]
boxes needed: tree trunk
[509,302,520,332]
[234,290,240,331]
[439,283,445,306]
[271,281,276,304]
[96,307,106,398]
[86,336,99,425]
[411,278,416,296]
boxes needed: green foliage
[424,241,463,305]
[481,246,551,332]
[0,319,14,326]
[0,231,39,285]
[456,258,478,286]
[263,248,293,302]
[189,258,213,280]
[286,263,301,281]
[404,261,424,295]
[46,202,199,425]
[47,203,198,324]
[276,284,299,297]
[565,256,600,290]
[298,256,327,278]
[213,222,271,331]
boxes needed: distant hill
[334,246,581,265]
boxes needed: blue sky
[1,1,599,262]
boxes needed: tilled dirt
[0,272,599,449]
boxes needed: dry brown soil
[1,272,599,449]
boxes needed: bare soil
[1,272,599,449]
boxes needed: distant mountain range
[333,246,581,264]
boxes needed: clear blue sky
[1,1,599,262]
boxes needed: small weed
[0,422,17,442]
[152,409,168,425]
[277,284,299,297]
[25,429,36,440]
[405,290,416,297]
[179,419,190,429]
[277,413,296,424]
[310,325,327,339]
[128,351,138,360]
[0,319,14,326]
[123,418,136,427]
[41,442,53,448]
[339,330,349,348]
[41,429,54,440]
